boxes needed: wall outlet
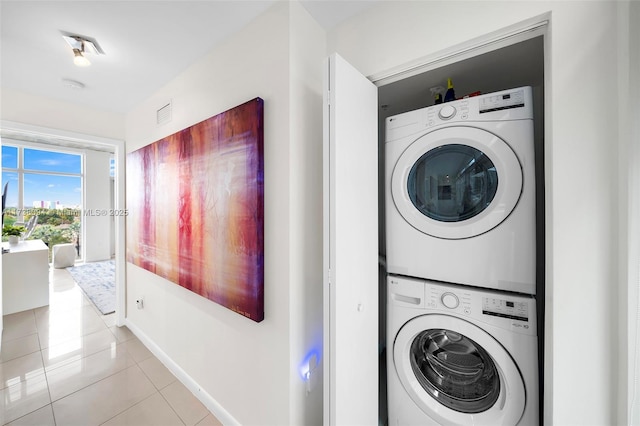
[136,298,144,309]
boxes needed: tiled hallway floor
[1,267,222,426]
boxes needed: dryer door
[393,314,526,425]
[391,126,522,239]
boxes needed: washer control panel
[389,275,536,335]
[482,297,529,322]
[426,286,472,315]
[418,279,535,334]
[440,292,459,309]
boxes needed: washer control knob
[439,105,456,120]
[441,292,459,309]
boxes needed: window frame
[2,140,85,260]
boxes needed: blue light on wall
[299,349,320,382]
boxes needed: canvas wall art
[127,98,264,322]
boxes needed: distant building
[32,200,51,209]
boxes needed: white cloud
[38,159,62,166]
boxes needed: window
[2,143,83,260]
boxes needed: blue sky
[2,145,83,208]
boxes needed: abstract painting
[127,98,264,322]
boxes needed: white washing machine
[387,275,538,426]
[385,87,536,295]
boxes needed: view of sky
[2,145,83,208]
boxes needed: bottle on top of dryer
[430,86,444,105]
[444,78,456,102]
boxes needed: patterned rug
[67,260,116,315]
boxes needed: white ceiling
[0,1,378,115]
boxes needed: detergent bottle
[430,87,443,105]
[444,78,456,103]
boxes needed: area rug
[67,260,115,315]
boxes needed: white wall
[288,2,326,423]
[327,1,625,424]
[84,150,112,262]
[125,3,325,424]
[0,88,125,140]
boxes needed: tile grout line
[102,341,202,425]
[3,270,119,425]
[157,386,188,426]
[0,333,40,365]
[42,296,135,405]
[40,327,121,375]
[132,340,187,425]
[92,308,145,426]
[94,319,173,425]
[35,315,58,426]
[97,390,165,426]
[1,310,52,426]
[46,346,138,404]
[2,271,214,426]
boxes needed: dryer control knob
[438,105,456,119]
[441,292,459,309]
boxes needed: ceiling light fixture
[61,31,105,67]
[73,45,91,67]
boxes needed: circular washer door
[393,314,526,425]
[391,126,523,239]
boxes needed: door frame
[1,120,127,326]
[328,11,550,425]
[369,14,548,87]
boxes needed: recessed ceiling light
[62,79,85,90]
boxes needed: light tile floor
[1,267,223,426]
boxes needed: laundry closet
[325,3,630,424]
[376,34,546,425]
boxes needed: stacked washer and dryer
[385,87,539,425]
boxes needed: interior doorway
[0,120,127,326]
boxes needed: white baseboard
[124,319,240,425]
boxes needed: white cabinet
[2,239,49,315]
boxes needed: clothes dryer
[385,87,536,294]
[387,275,538,425]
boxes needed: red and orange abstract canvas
[127,98,264,322]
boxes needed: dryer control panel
[385,86,533,143]
[482,297,529,322]
[479,88,527,114]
